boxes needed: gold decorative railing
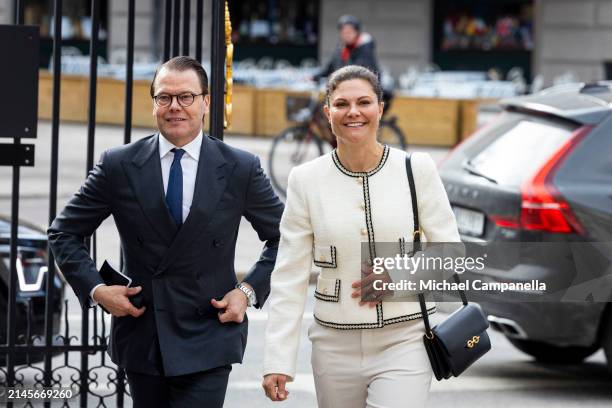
[224,0,233,129]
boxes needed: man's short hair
[150,56,209,97]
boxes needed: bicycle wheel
[378,118,407,150]
[268,125,324,197]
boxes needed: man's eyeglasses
[153,92,205,107]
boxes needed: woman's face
[324,78,384,146]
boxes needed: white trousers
[308,319,433,408]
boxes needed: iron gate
[0,0,227,406]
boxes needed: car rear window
[468,119,576,187]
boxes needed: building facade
[1,0,612,85]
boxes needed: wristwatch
[236,282,256,307]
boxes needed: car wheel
[508,338,598,364]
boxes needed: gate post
[0,5,37,404]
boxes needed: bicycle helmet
[337,15,361,32]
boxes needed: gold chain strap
[224,0,233,129]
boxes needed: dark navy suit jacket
[48,134,284,376]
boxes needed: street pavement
[0,121,610,407]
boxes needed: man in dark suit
[48,56,284,408]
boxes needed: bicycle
[268,89,407,197]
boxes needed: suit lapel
[122,135,178,246]
[156,135,235,273]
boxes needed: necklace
[337,142,384,173]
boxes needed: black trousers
[126,365,232,408]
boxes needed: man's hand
[211,288,248,323]
[262,374,290,401]
[351,263,393,307]
[92,285,146,317]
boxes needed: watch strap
[236,282,255,307]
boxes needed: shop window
[228,0,319,66]
[433,0,533,80]
[24,0,109,68]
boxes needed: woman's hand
[351,262,393,307]
[262,374,290,401]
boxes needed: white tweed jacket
[263,146,460,379]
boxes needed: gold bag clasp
[466,335,480,349]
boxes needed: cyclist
[314,15,394,113]
[314,15,380,81]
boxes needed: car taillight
[490,215,520,229]
[520,125,591,234]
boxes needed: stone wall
[536,0,612,84]
[0,0,12,24]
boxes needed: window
[228,0,319,65]
[25,0,108,40]
[23,0,109,68]
[434,0,533,52]
[469,119,575,187]
[432,0,534,79]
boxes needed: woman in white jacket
[262,65,460,407]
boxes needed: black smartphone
[99,260,132,287]
[98,260,145,312]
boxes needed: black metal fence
[0,0,226,406]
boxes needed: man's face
[340,25,359,45]
[152,67,210,146]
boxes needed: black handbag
[405,155,491,381]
